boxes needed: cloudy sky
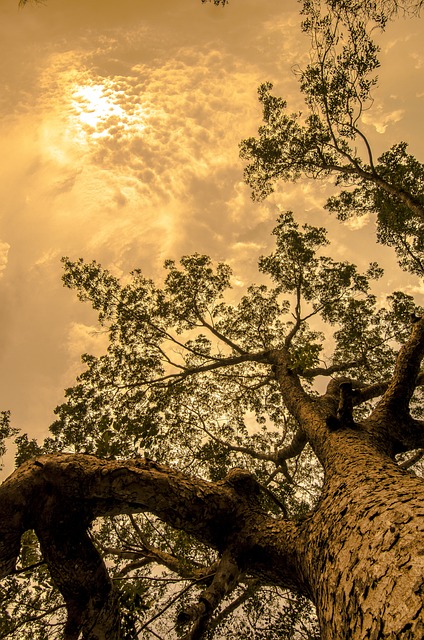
[0,0,423,476]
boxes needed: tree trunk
[1,440,423,639]
[297,431,424,639]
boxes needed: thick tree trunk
[297,431,424,639]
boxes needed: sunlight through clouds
[17,41,272,273]
[70,80,146,140]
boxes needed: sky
[0,0,423,476]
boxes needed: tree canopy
[240,0,424,276]
[1,1,424,639]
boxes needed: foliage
[0,412,18,472]
[0,532,65,639]
[240,0,424,275]
[8,211,422,637]
[326,142,424,275]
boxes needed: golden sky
[0,0,423,475]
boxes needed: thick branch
[325,162,424,221]
[0,454,304,638]
[268,349,329,463]
[276,428,308,465]
[303,359,362,379]
[336,382,355,427]
[35,513,120,640]
[372,317,424,418]
[357,318,424,451]
[121,351,270,389]
[0,456,242,638]
[321,369,424,407]
[177,549,241,640]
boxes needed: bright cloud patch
[71,80,146,140]
[362,106,405,134]
[344,213,370,231]
[0,242,10,278]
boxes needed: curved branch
[0,454,304,638]
[372,316,424,419]
[0,456,243,639]
[284,283,302,347]
[119,350,270,389]
[268,348,329,461]
[324,162,424,220]
[276,428,308,465]
[356,318,424,452]
[303,359,363,379]
[352,125,377,173]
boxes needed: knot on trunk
[222,468,260,497]
[326,381,357,431]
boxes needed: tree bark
[0,439,423,639]
[296,432,424,639]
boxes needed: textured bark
[0,439,423,639]
[263,323,424,638]
[0,457,303,639]
[298,432,424,639]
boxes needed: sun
[71,82,128,138]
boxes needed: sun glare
[70,81,145,140]
[71,83,125,137]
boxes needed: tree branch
[207,578,260,633]
[118,351,270,389]
[324,162,424,220]
[195,312,247,355]
[303,359,363,378]
[357,318,424,451]
[276,428,308,465]
[372,316,424,418]
[0,454,304,637]
[177,549,241,640]
[399,448,424,470]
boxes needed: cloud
[49,170,82,196]
[32,249,61,269]
[0,0,423,481]
[344,214,370,231]
[0,37,282,278]
[66,322,108,362]
[0,242,10,278]
[361,106,405,134]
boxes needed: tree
[1,220,423,639]
[2,1,424,639]
[240,0,424,276]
